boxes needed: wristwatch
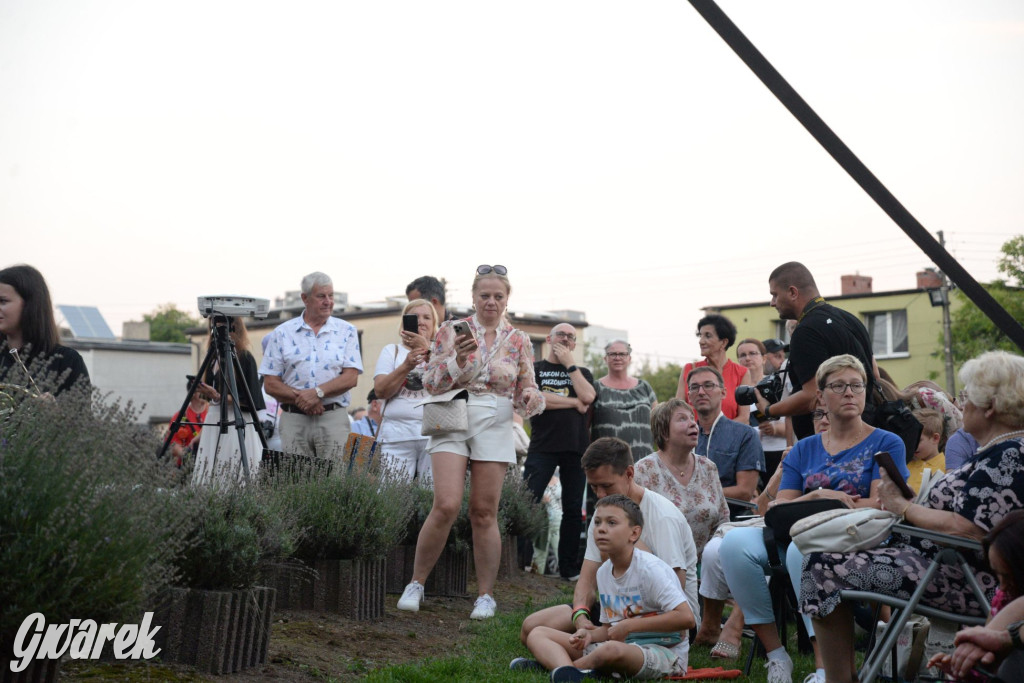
[314,386,324,399]
[1009,620,1024,650]
[566,365,578,374]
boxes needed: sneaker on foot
[470,593,497,620]
[560,573,581,582]
[509,657,545,672]
[396,581,424,612]
[802,674,825,683]
[550,665,592,682]
[765,658,793,683]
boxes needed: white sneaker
[469,593,497,620]
[765,658,793,683]
[397,581,424,612]
[802,673,825,683]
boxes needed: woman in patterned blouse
[397,265,544,621]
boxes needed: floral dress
[633,453,730,556]
[799,437,1024,619]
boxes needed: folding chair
[839,524,991,683]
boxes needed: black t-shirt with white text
[528,360,595,454]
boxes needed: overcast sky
[2,0,1021,366]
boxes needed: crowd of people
[5,259,1024,682]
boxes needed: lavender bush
[0,384,196,646]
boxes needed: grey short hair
[960,351,1024,427]
[301,272,333,295]
[604,339,632,354]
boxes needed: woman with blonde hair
[373,298,438,483]
[397,265,544,620]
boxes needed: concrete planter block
[270,558,386,620]
[152,585,275,675]
[386,544,469,597]
[497,535,520,579]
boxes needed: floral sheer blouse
[424,316,545,418]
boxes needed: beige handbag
[420,389,470,435]
[418,322,514,437]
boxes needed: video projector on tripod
[197,295,270,319]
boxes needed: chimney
[122,321,150,340]
[917,268,942,290]
[840,274,873,295]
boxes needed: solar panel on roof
[57,305,116,339]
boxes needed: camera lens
[735,385,757,406]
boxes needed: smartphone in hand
[402,314,419,334]
[874,451,915,499]
[451,320,473,339]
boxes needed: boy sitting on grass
[512,494,696,682]
[907,408,946,494]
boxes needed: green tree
[635,360,684,403]
[949,235,1024,364]
[144,304,202,343]
[583,341,608,378]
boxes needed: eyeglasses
[553,331,577,341]
[688,382,721,394]
[812,410,829,421]
[824,381,866,394]
[606,352,629,359]
[476,264,508,276]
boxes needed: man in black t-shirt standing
[755,261,881,439]
[522,323,596,580]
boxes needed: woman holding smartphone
[373,298,438,483]
[397,265,544,620]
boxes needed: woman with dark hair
[676,314,751,423]
[191,315,266,485]
[0,264,89,396]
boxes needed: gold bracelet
[898,500,913,521]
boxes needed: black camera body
[735,372,786,409]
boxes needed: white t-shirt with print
[596,548,690,668]
[585,488,700,626]
[374,344,430,443]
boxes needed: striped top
[591,378,657,461]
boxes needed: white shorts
[427,394,515,463]
[380,438,432,484]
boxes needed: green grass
[366,590,819,682]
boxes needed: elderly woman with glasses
[676,314,752,424]
[712,355,906,681]
[591,339,658,462]
[800,350,1024,683]
[397,265,544,620]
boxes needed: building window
[866,311,909,358]
[531,338,544,361]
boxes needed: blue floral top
[781,428,907,497]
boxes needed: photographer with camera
[757,262,880,440]
[735,338,788,478]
